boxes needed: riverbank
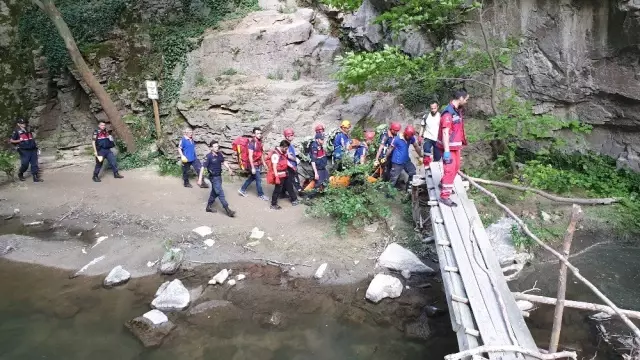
[0,163,424,284]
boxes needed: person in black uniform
[197,140,236,217]
[92,121,124,182]
[9,119,42,182]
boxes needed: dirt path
[0,164,389,283]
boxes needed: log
[467,177,618,205]
[549,204,583,353]
[444,345,577,360]
[512,293,640,320]
[460,171,640,338]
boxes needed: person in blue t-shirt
[332,120,352,170]
[178,128,207,189]
[386,125,423,190]
[198,140,236,218]
[354,131,375,165]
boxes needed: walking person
[386,125,423,191]
[420,101,443,169]
[10,118,42,182]
[238,127,269,201]
[437,89,470,207]
[92,121,123,182]
[283,128,301,194]
[268,140,299,210]
[178,128,207,188]
[197,141,236,217]
[310,133,329,193]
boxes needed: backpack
[231,136,250,170]
[265,149,287,185]
[298,136,314,163]
[325,128,341,157]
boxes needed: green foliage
[306,163,397,235]
[510,224,533,250]
[0,150,17,179]
[335,45,489,100]
[318,0,362,12]
[158,156,183,177]
[221,68,239,75]
[375,0,480,41]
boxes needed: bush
[306,163,398,235]
[158,156,182,177]
[0,150,17,179]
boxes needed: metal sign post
[146,80,161,139]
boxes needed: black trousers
[271,175,298,206]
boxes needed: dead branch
[444,345,577,360]
[461,171,640,337]
[550,204,583,353]
[468,177,619,205]
[512,293,640,320]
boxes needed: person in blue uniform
[92,121,123,182]
[198,140,236,217]
[10,118,42,182]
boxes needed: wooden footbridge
[412,162,539,360]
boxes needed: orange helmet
[365,131,375,142]
[403,125,416,138]
[314,124,325,133]
[283,128,294,137]
[390,122,401,133]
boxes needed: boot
[439,198,458,207]
[224,206,236,218]
[438,183,455,194]
[199,182,209,189]
[205,203,217,213]
[18,173,25,181]
[184,181,192,188]
[114,172,124,179]
[93,175,101,182]
[33,175,43,183]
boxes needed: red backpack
[265,149,288,185]
[232,137,250,170]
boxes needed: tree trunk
[34,0,137,153]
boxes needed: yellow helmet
[340,120,351,129]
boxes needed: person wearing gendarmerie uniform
[437,89,470,207]
[178,128,207,189]
[10,118,42,182]
[310,132,329,193]
[197,140,236,218]
[92,121,123,182]
[238,127,269,201]
[420,100,443,169]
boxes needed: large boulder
[125,309,176,348]
[103,265,131,287]
[365,274,403,303]
[377,243,435,274]
[151,279,190,311]
[158,248,184,275]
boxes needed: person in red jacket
[437,89,469,207]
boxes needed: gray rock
[151,279,190,311]
[189,285,204,302]
[125,311,176,348]
[158,248,184,275]
[365,274,403,303]
[103,265,131,287]
[486,217,520,264]
[187,300,233,315]
[404,313,432,340]
[378,243,435,273]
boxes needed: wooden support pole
[152,99,162,139]
[444,345,577,360]
[512,293,640,320]
[549,204,583,353]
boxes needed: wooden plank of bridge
[426,176,480,352]
[429,163,514,360]
[452,173,538,355]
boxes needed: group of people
[8,88,469,216]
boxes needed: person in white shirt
[420,101,442,168]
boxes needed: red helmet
[365,131,375,142]
[403,125,416,138]
[314,124,325,133]
[390,122,401,133]
[283,128,294,137]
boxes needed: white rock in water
[516,300,535,312]
[589,312,612,321]
[155,281,170,297]
[401,270,411,279]
[314,263,328,279]
[227,279,236,286]
[193,226,213,237]
[143,309,168,325]
[103,265,131,287]
[378,243,435,273]
[366,274,403,303]
[235,274,246,281]
[151,279,190,311]
[208,269,229,285]
[250,227,264,239]
[203,239,215,247]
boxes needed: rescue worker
[283,128,301,193]
[270,140,299,210]
[197,140,236,217]
[386,125,423,191]
[314,124,325,136]
[178,128,207,188]
[354,131,375,165]
[310,133,329,192]
[374,122,401,181]
[332,120,352,170]
[420,101,442,169]
[92,121,123,182]
[10,118,42,182]
[437,89,470,207]
[238,127,269,201]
